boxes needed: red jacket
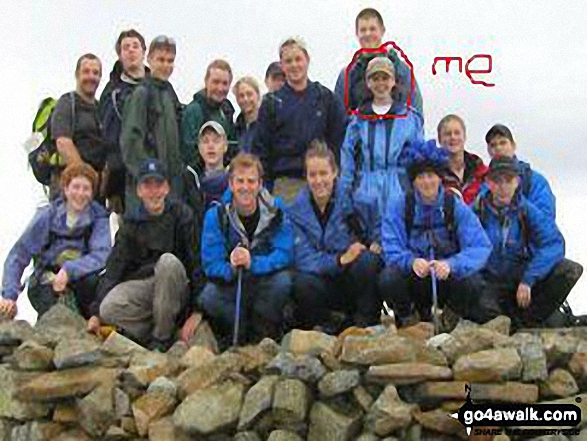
[443,151,487,205]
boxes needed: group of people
[0,8,583,350]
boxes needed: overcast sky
[1,0,586,319]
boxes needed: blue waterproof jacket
[2,198,111,301]
[252,81,345,182]
[201,189,294,282]
[475,193,564,287]
[340,102,423,213]
[382,187,492,279]
[235,113,258,154]
[289,183,381,276]
[478,157,556,220]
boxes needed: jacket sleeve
[521,201,564,287]
[395,60,424,119]
[445,199,493,279]
[326,89,346,164]
[340,118,360,195]
[1,209,52,301]
[293,222,341,276]
[529,171,557,220]
[334,69,345,108]
[382,197,416,273]
[201,206,235,282]
[177,207,205,306]
[250,218,294,276]
[120,87,150,178]
[92,224,132,317]
[251,96,275,181]
[180,102,203,169]
[61,212,111,281]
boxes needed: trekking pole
[429,239,440,335]
[232,266,244,347]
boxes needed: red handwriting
[432,54,495,87]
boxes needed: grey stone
[318,370,361,397]
[273,379,312,425]
[453,347,522,382]
[0,320,37,346]
[482,315,511,335]
[180,345,216,369]
[114,388,131,418]
[187,319,219,353]
[540,369,580,399]
[53,428,92,441]
[307,401,362,441]
[355,434,381,441]
[267,429,304,441]
[173,382,245,435]
[147,416,192,441]
[0,366,50,420]
[11,340,54,371]
[282,330,338,356]
[33,304,87,345]
[500,333,547,381]
[147,376,177,398]
[364,385,414,437]
[541,333,579,368]
[10,421,65,441]
[238,375,279,430]
[100,331,148,356]
[440,326,509,364]
[426,333,452,349]
[166,340,188,358]
[266,353,327,383]
[103,425,131,440]
[77,383,116,438]
[132,390,177,437]
[53,337,102,369]
[234,431,262,441]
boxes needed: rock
[320,350,343,371]
[366,363,452,385]
[53,428,92,441]
[12,340,54,371]
[440,327,509,364]
[0,320,37,346]
[397,322,435,340]
[410,381,469,404]
[453,348,522,382]
[307,401,362,441]
[114,388,131,418]
[176,352,242,399]
[500,333,547,381]
[173,382,245,435]
[283,330,338,356]
[103,426,131,440]
[0,365,51,419]
[10,421,65,441]
[541,333,579,368]
[267,430,304,441]
[353,386,375,411]
[481,315,511,335]
[238,375,279,430]
[470,382,539,403]
[53,402,80,423]
[0,419,15,440]
[426,333,452,349]
[16,366,119,401]
[235,431,263,441]
[147,376,177,398]
[569,353,587,387]
[180,345,216,369]
[341,334,447,366]
[355,434,381,441]
[100,331,148,356]
[120,416,137,435]
[234,344,278,374]
[77,383,116,438]
[318,369,361,397]
[266,353,327,383]
[413,408,467,438]
[132,391,177,437]
[364,385,414,436]
[148,416,191,441]
[127,351,180,386]
[53,337,102,369]
[187,318,219,354]
[273,379,312,425]
[540,369,579,399]
[166,340,189,359]
[34,304,87,345]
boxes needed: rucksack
[404,190,459,250]
[28,93,75,186]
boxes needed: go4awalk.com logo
[449,384,582,437]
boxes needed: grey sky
[0,0,586,316]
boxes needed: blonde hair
[232,76,261,98]
[305,140,338,174]
[229,152,264,179]
[205,59,233,82]
[279,37,309,60]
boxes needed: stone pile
[1,305,587,440]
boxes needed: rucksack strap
[522,166,532,197]
[404,191,416,238]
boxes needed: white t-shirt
[372,103,392,115]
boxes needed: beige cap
[198,120,226,138]
[366,57,395,78]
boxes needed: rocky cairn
[1,306,587,440]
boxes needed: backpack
[404,190,459,250]
[28,93,75,186]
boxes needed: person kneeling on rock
[474,155,583,329]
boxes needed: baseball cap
[366,57,395,79]
[198,120,227,138]
[138,158,167,183]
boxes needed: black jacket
[93,198,204,316]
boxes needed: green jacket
[120,78,184,209]
[180,89,236,168]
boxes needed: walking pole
[232,266,244,347]
[429,238,440,335]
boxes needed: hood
[193,89,236,118]
[108,60,150,83]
